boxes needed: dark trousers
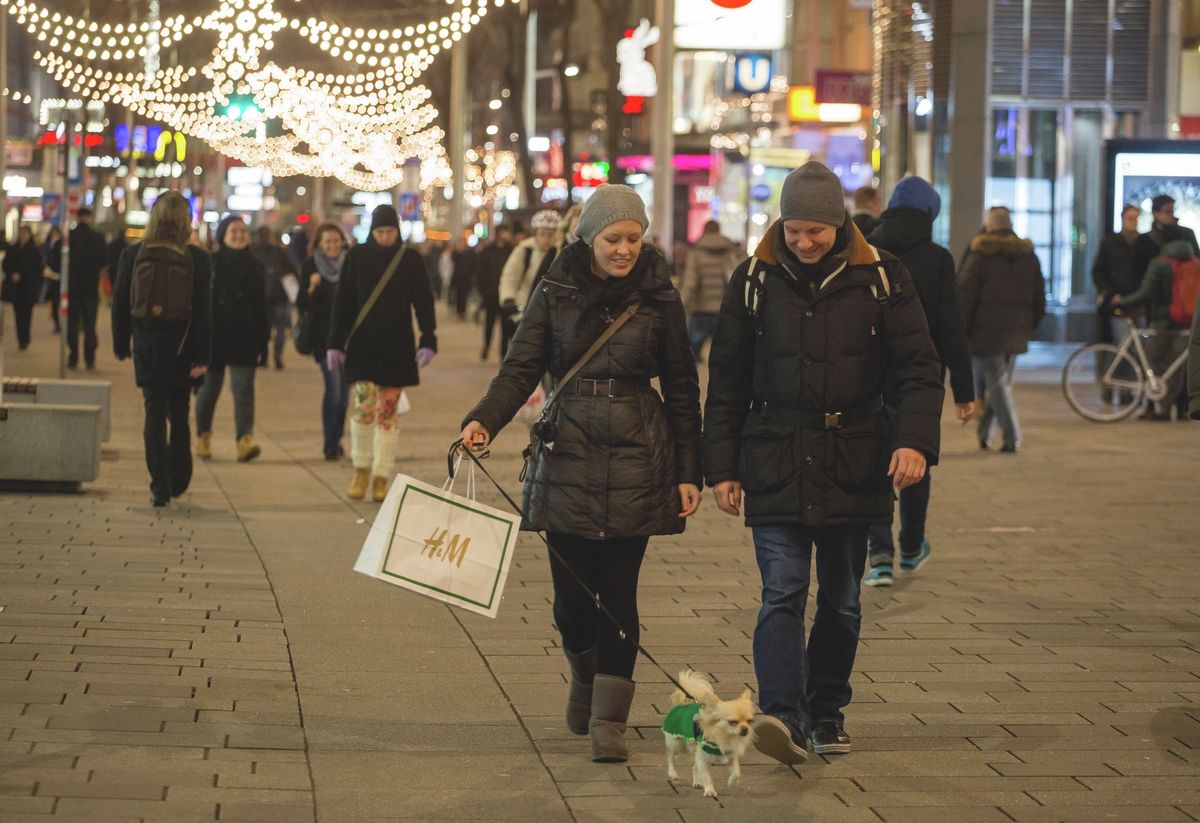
[67,295,99,365]
[452,285,470,319]
[269,302,291,364]
[868,470,932,563]
[45,281,61,331]
[11,299,34,348]
[547,533,649,679]
[142,384,193,500]
[481,303,506,359]
[688,312,720,357]
[318,358,348,453]
[751,524,869,736]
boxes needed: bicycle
[1062,314,1190,422]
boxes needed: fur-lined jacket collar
[969,230,1034,258]
[752,216,879,268]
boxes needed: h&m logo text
[421,528,470,568]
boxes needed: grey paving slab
[4,312,1200,821]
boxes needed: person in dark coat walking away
[66,207,108,369]
[863,176,974,587]
[704,161,943,764]
[850,186,882,238]
[477,224,514,360]
[1,226,44,349]
[460,185,702,764]
[108,225,129,294]
[296,222,350,459]
[1132,194,1200,286]
[959,206,1046,452]
[194,216,269,463]
[42,227,63,333]
[1113,239,1195,420]
[112,191,213,507]
[252,226,297,370]
[327,205,437,502]
[447,232,478,320]
[678,220,740,358]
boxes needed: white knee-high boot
[372,425,399,480]
[350,420,374,470]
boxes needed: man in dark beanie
[864,176,974,587]
[703,160,943,764]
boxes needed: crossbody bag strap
[344,243,406,352]
[542,300,641,417]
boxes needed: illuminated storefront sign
[676,0,785,50]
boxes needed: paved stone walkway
[2,307,1199,822]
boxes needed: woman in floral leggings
[326,206,438,501]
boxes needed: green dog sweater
[662,702,723,757]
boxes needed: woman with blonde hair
[112,190,213,506]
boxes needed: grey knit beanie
[779,161,847,227]
[576,185,649,245]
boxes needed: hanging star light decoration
[6,0,500,190]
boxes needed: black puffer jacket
[869,207,974,404]
[112,243,213,387]
[464,241,701,539]
[211,248,270,368]
[296,256,339,361]
[958,231,1046,358]
[703,219,943,528]
[328,240,437,388]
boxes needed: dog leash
[446,441,698,702]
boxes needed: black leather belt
[571,377,650,397]
[751,396,884,429]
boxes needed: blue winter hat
[888,176,941,220]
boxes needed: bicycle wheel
[1062,343,1145,422]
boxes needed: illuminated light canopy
[8,0,504,190]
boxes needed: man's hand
[954,402,975,423]
[678,484,702,518]
[712,480,743,517]
[888,448,927,491]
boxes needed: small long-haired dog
[662,670,756,797]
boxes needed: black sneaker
[810,720,851,755]
[752,715,808,765]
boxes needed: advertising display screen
[1106,139,1200,234]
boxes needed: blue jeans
[195,364,256,440]
[752,525,869,736]
[688,312,720,357]
[974,354,1019,449]
[868,470,932,564]
[318,358,349,453]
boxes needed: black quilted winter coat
[703,219,944,528]
[463,240,702,539]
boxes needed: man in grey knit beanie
[780,161,848,227]
[576,185,650,246]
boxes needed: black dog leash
[446,441,696,701]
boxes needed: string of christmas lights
[3,0,503,190]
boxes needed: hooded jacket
[702,218,943,528]
[1122,239,1193,326]
[679,232,740,315]
[958,230,1047,358]
[328,239,437,388]
[464,240,701,539]
[869,207,974,404]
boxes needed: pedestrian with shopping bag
[459,185,702,764]
[327,205,437,502]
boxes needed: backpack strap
[742,257,765,317]
[866,243,893,305]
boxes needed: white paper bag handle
[442,454,476,500]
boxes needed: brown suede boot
[589,674,635,763]
[563,647,597,736]
[347,468,370,500]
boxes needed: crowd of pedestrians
[6,160,1199,774]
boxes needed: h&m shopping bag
[354,458,519,618]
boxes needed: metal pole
[1,12,8,402]
[651,0,675,258]
[524,8,537,146]
[449,35,468,244]
[59,116,73,378]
